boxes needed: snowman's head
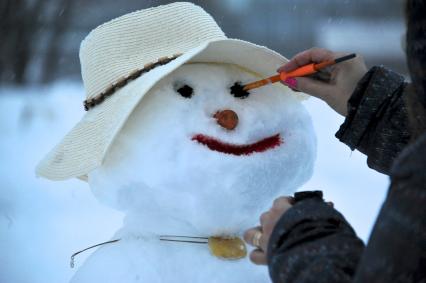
[88,63,316,235]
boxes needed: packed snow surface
[72,63,316,282]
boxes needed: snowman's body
[70,64,316,283]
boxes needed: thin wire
[70,235,210,268]
[70,239,120,268]
[159,235,208,239]
[159,239,208,244]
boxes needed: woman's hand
[244,195,334,265]
[243,196,294,265]
[279,47,368,116]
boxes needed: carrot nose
[214,109,239,130]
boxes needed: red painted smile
[191,134,282,156]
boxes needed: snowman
[36,3,316,283]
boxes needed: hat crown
[36,3,293,181]
[79,2,226,99]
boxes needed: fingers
[272,196,294,210]
[258,212,277,247]
[277,48,367,117]
[260,212,269,226]
[249,249,267,265]
[259,199,289,224]
[244,226,267,252]
[259,196,294,238]
[243,227,262,246]
[290,76,335,100]
[278,47,336,73]
[277,48,338,102]
[244,195,336,266]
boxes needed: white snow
[0,66,388,282]
[75,63,316,282]
[0,82,123,283]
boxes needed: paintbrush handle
[243,64,318,90]
[242,53,356,91]
[313,53,356,70]
[243,74,281,90]
[280,64,317,80]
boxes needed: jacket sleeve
[335,66,411,175]
[352,132,426,282]
[267,191,365,283]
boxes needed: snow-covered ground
[0,82,388,283]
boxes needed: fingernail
[283,77,297,89]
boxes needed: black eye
[175,84,194,99]
[230,82,250,99]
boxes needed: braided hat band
[84,54,182,111]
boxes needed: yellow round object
[208,236,247,260]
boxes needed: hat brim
[36,39,295,181]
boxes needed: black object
[293,191,323,203]
[176,84,194,99]
[334,53,356,64]
[230,82,250,99]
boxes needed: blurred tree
[0,0,408,87]
[0,0,46,84]
[41,0,73,83]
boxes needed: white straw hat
[36,2,291,181]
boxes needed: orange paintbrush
[242,53,356,91]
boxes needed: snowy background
[0,83,389,283]
[1,0,406,282]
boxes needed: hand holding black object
[266,191,364,283]
[243,191,333,265]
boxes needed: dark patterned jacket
[267,66,426,283]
